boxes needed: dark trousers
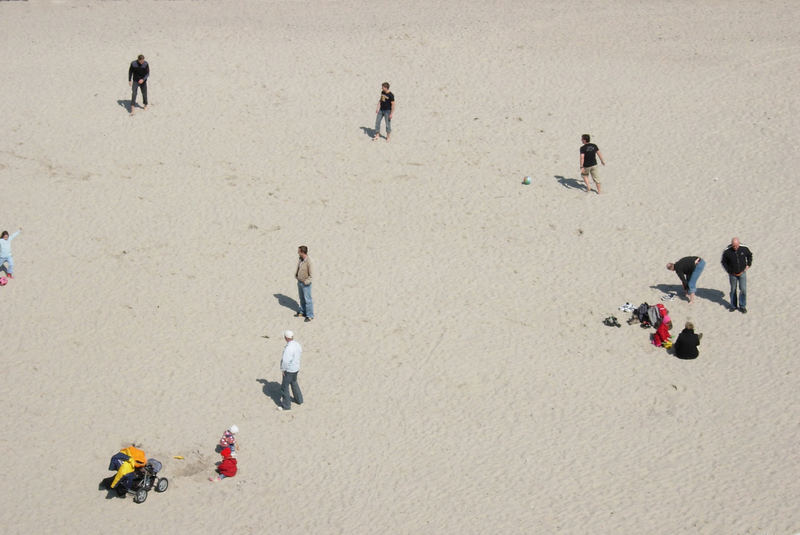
[280,371,303,410]
[131,81,148,107]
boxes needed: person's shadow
[256,378,282,407]
[649,283,728,308]
[359,126,377,139]
[554,175,585,192]
[117,99,146,114]
[273,293,300,314]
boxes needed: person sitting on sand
[209,447,237,481]
[219,424,239,452]
[674,321,702,360]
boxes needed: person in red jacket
[209,447,237,481]
[652,305,673,347]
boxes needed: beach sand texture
[1,1,799,533]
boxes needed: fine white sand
[1,1,799,533]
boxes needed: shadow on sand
[649,283,728,308]
[256,378,282,407]
[98,476,125,500]
[273,293,300,313]
[554,175,585,192]
[360,126,378,139]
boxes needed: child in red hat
[209,447,237,481]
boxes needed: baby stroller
[127,459,169,503]
[108,448,169,504]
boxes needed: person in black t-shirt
[579,134,606,194]
[373,82,395,142]
[128,55,150,115]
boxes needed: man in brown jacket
[295,245,314,321]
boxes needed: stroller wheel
[133,489,148,504]
[156,478,168,493]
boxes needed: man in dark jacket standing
[128,54,149,115]
[721,237,753,313]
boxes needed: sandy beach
[1,1,799,533]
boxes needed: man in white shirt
[0,227,22,278]
[278,330,303,411]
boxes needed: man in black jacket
[721,237,753,313]
[128,54,149,115]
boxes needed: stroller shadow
[273,293,300,313]
[554,175,585,192]
[649,284,728,308]
[256,378,282,407]
[360,126,377,139]
[98,476,124,499]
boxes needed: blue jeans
[687,259,705,294]
[280,371,303,410]
[729,272,747,308]
[375,110,391,135]
[298,281,313,318]
[0,255,13,275]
